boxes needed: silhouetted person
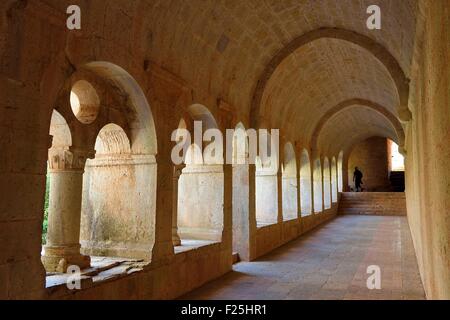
[353,167,363,192]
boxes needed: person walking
[353,167,363,192]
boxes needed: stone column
[277,169,283,223]
[296,164,302,220]
[172,165,184,246]
[42,148,93,272]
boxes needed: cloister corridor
[182,215,425,300]
[1,0,449,301]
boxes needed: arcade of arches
[0,0,449,300]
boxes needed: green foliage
[42,175,50,245]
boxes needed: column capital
[48,147,96,171]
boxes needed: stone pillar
[230,155,258,262]
[42,148,93,272]
[310,158,316,214]
[172,165,183,246]
[222,161,234,270]
[296,164,302,220]
[248,164,257,260]
[277,169,283,223]
[152,158,177,261]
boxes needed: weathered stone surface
[0,0,448,300]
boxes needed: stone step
[338,192,406,216]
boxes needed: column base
[42,244,91,273]
[172,235,181,247]
[172,227,181,246]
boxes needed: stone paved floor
[181,215,425,300]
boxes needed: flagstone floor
[181,215,425,300]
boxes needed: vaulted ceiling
[41,0,418,154]
[146,0,417,152]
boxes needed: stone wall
[405,0,450,300]
[347,137,391,191]
[255,203,339,259]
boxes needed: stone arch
[188,103,219,130]
[300,149,313,216]
[79,61,158,155]
[255,130,279,226]
[185,103,222,164]
[251,27,411,127]
[42,110,72,246]
[177,104,224,241]
[342,133,396,192]
[318,110,400,157]
[323,157,332,210]
[232,122,252,165]
[313,158,323,213]
[43,62,160,271]
[310,98,406,153]
[282,143,298,221]
[49,110,73,149]
[255,154,278,226]
[43,107,94,272]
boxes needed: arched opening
[42,62,158,273]
[388,139,405,192]
[338,151,344,192]
[42,109,92,272]
[282,143,298,221]
[42,110,73,246]
[255,132,279,227]
[388,139,405,171]
[177,105,224,242]
[313,158,323,213]
[309,99,406,155]
[323,157,331,209]
[331,157,338,203]
[347,137,404,192]
[299,149,312,216]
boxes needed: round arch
[251,27,411,127]
[299,149,312,216]
[310,98,406,153]
[313,158,323,214]
[49,110,72,149]
[80,61,157,155]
